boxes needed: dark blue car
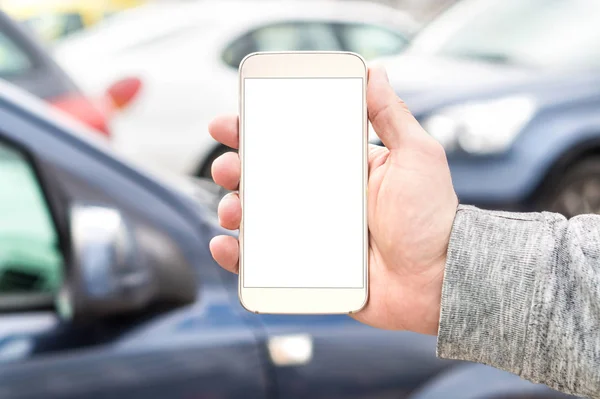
[380,0,600,218]
[0,77,442,399]
[0,78,573,398]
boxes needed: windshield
[23,12,85,42]
[410,0,600,70]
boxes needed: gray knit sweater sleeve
[437,205,600,398]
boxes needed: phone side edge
[238,53,250,312]
[351,56,369,314]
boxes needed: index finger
[209,115,239,149]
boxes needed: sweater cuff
[437,205,548,375]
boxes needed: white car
[54,0,418,176]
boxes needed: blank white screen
[243,78,364,288]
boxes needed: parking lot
[0,0,595,398]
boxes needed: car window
[334,23,409,60]
[0,31,33,78]
[23,13,85,42]
[410,0,600,70]
[61,13,85,36]
[0,142,63,296]
[222,22,341,68]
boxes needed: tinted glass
[335,23,408,60]
[23,12,85,42]
[223,22,341,68]
[0,32,33,77]
[0,142,63,294]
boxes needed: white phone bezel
[238,52,368,314]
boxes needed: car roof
[55,0,418,56]
[94,0,416,26]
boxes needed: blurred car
[53,0,419,177]
[3,0,145,42]
[377,0,600,217]
[0,10,111,136]
[0,79,571,399]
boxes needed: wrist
[422,254,445,335]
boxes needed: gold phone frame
[238,52,368,314]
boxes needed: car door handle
[267,333,313,366]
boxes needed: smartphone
[239,52,368,314]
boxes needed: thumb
[367,66,424,149]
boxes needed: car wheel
[542,158,600,218]
[198,145,237,179]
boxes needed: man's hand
[209,67,458,335]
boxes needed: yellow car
[2,0,145,42]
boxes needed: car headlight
[421,96,537,155]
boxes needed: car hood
[374,54,600,116]
[377,54,536,95]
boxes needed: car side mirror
[58,205,195,322]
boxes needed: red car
[0,11,138,137]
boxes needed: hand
[209,67,458,335]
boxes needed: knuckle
[369,101,393,127]
[429,139,448,161]
[370,96,412,125]
[416,135,446,161]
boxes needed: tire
[540,157,600,218]
[198,145,236,179]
